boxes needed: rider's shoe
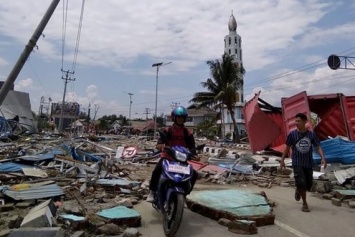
[146,191,155,203]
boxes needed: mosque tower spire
[224,10,244,103]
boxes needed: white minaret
[224,11,244,103]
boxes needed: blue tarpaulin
[0,162,32,172]
[313,137,355,165]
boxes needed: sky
[1,0,355,120]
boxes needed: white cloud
[15,78,34,91]
[0,0,354,117]
[0,0,334,71]
[0,56,7,66]
[246,65,355,107]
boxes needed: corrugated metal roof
[313,137,355,165]
[3,184,64,200]
[95,178,140,187]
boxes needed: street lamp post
[123,91,133,136]
[152,61,172,138]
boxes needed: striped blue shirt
[285,130,320,168]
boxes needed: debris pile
[0,133,355,236]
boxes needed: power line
[61,0,69,71]
[259,74,355,94]
[71,0,86,72]
[244,46,355,88]
[312,76,355,94]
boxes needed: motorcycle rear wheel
[163,193,185,237]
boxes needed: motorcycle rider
[146,106,199,202]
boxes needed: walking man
[280,113,326,212]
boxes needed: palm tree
[190,53,245,143]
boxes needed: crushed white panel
[334,168,355,184]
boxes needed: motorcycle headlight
[175,150,188,162]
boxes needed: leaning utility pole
[58,69,75,132]
[0,0,60,106]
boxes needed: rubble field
[0,134,355,237]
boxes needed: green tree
[195,118,218,140]
[190,53,245,143]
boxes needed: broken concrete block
[97,223,122,235]
[280,182,290,187]
[63,201,85,216]
[129,198,139,205]
[315,181,332,193]
[228,220,258,235]
[0,229,11,237]
[15,202,32,209]
[123,228,140,237]
[96,206,141,227]
[21,206,53,227]
[0,203,14,212]
[29,199,57,217]
[70,231,85,237]
[217,218,231,227]
[348,201,355,208]
[20,199,58,228]
[258,183,269,188]
[8,215,23,229]
[8,227,64,237]
[117,199,133,208]
[217,149,228,158]
[58,214,86,230]
[331,198,342,207]
[322,193,333,200]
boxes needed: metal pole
[0,0,60,106]
[123,91,133,136]
[58,80,68,132]
[154,65,160,139]
[58,70,75,132]
[152,62,172,139]
[128,93,133,121]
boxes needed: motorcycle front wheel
[163,193,185,237]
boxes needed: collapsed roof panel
[0,90,37,133]
[243,92,282,152]
[245,90,355,153]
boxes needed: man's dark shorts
[293,166,313,191]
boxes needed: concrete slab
[186,189,275,226]
[333,189,355,200]
[96,206,141,227]
[29,199,56,216]
[21,206,53,227]
[8,227,64,237]
[58,214,87,230]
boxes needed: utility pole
[152,61,172,138]
[123,91,133,122]
[123,91,133,137]
[0,0,60,106]
[143,108,151,120]
[93,104,99,120]
[86,103,91,122]
[58,69,75,132]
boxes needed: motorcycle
[151,145,195,237]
